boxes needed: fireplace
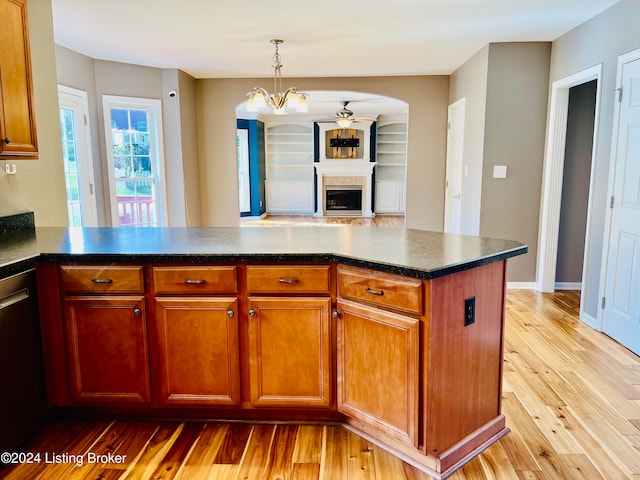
[313,162,376,217]
[325,185,363,216]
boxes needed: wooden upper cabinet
[0,0,38,159]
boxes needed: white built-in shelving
[265,122,315,214]
[375,116,408,214]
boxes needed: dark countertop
[0,226,527,280]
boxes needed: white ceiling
[51,0,620,117]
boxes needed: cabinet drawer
[337,265,423,315]
[246,265,330,295]
[60,266,144,294]
[153,266,237,295]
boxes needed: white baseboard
[506,282,538,290]
[554,282,582,291]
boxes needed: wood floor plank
[121,422,186,480]
[292,462,320,480]
[175,423,229,480]
[233,425,275,480]
[261,425,299,480]
[147,422,205,480]
[214,424,252,465]
[292,425,324,464]
[370,444,410,480]
[477,442,522,480]
[346,430,375,480]
[319,426,348,480]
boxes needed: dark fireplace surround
[325,185,363,215]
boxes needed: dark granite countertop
[0,226,527,280]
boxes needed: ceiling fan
[331,101,374,128]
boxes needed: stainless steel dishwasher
[0,269,46,451]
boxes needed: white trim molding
[536,65,603,322]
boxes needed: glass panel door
[102,96,166,227]
[58,86,98,226]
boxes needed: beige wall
[481,42,551,282]
[178,70,202,226]
[449,46,489,236]
[196,76,449,229]
[448,43,551,282]
[0,0,67,226]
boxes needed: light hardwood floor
[2,290,639,479]
[240,215,405,227]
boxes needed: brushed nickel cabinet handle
[332,310,340,318]
[133,307,142,316]
[2,137,10,144]
[278,277,299,284]
[227,310,234,317]
[91,278,113,284]
[184,278,205,284]
[248,309,256,317]
[365,287,384,296]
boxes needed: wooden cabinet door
[247,297,331,408]
[63,296,150,404]
[337,299,419,447]
[154,297,241,406]
[0,0,38,159]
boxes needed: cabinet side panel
[36,262,68,406]
[425,261,506,455]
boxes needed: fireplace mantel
[314,161,377,218]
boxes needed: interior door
[444,98,465,234]
[603,52,640,355]
[58,86,98,226]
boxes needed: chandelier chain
[246,39,308,115]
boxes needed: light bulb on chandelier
[247,39,308,115]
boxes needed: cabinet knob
[2,137,10,144]
[227,310,234,317]
[248,309,256,317]
[332,310,340,318]
[133,307,142,316]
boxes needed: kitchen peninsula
[2,224,526,479]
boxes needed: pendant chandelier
[246,39,308,115]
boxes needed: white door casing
[602,50,640,355]
[444,98,465,234]
[536,65,602,329]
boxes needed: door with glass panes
[102,95,167,227]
